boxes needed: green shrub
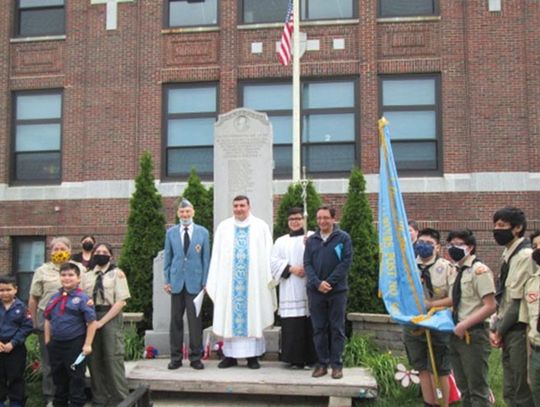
[118,152,166,329]
[177,168,214,242]
[340,168,384,314]
[273,181,321,239]
[344,335,417,400]
[124,324,145,361]
[24,334,42,383]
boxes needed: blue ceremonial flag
[377,118,454,332]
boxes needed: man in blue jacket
[304,206,352,379]
[164,199,210,370]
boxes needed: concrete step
[125,359,377,407]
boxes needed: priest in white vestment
[206,195,276,369]
[270,207,317,369]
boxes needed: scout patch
[436,266,444,274]
[117,270,126,279]
[527,291,539,304]
[195,244,202,253]
[475,266,488,275]
[72,297,81,305]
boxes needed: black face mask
[448,246,466,262]
[82,241,94,251]
[533,249,540,266]
[93,254,110,266]
[493,228,515,246]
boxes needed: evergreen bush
[273,181,322,239]
[178,168,214,242]
[118,152,166,328]
[340,168,384,314]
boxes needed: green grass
[344,335,505,406]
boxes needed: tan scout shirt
[417,256,453,301]
[449,256,496,323]
[520,268,540,346]
[30,261,87,310]
[83,266,130,306]
[498,237,533,322]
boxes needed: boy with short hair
[447,229,496,407]
[491,206,534,406]
[44,262,97,407]
[403,228,453,407]
[522,230,540,406]
[0,276,33,407]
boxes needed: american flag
[277,0,294,66]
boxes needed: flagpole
[292,0,301,182]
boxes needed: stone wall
[348,313,404,354]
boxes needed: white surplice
[270,232,313,318]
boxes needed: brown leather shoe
[331,368,343,379]
[312,366,328,378]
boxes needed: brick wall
[0,1,539,280]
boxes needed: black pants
[308,290,347,369]
[48,335,87,407]
[170,288,203,362]
[0,344,26,404]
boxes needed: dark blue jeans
[308,289,347,369]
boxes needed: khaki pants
[88,312,129,406]
[449,328,492,407]
[501,329,534,407]
[529,347,540,407]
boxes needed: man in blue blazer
[163,199,210,370]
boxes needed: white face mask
[180,218,193,226]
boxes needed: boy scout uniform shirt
[83,266,131,306]
[0,298,33,346]
[417,256,453,300]
[449,256,496,323]
[30,261,87,311]
[498,237,533,323]
[520,267,540,346]
[45,289,96,341]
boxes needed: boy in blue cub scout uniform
[0,276,33,407]
[44,262,97,407]
[164,198,210,370]
[304,206,352,380]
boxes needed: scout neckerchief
[44,288,82,317]
[418,259,437,299]
[452,259,480,323]
[495,239,530,306]
[93,263,116,304]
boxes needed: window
[12,237,46,303]
[164,84,218,178]
[12,90,63,183]
[15,0,65,37]
[241,0,355,24]
[380,75,441,172]
[240,79,357,176]
[166,0,218,27]
[379,0,438,17]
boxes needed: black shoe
[190,360,205,370]
[247,357,260,369]
[218,357,238,368]
[290,363,305,370]
[167,360,182,370]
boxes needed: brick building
[0,0,539,299]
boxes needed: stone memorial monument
[144,250,190,357]
[213,108,273,228]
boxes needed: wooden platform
[126,359,377,407]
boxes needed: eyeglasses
[288,217,303,222]
[446,244,467,250]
